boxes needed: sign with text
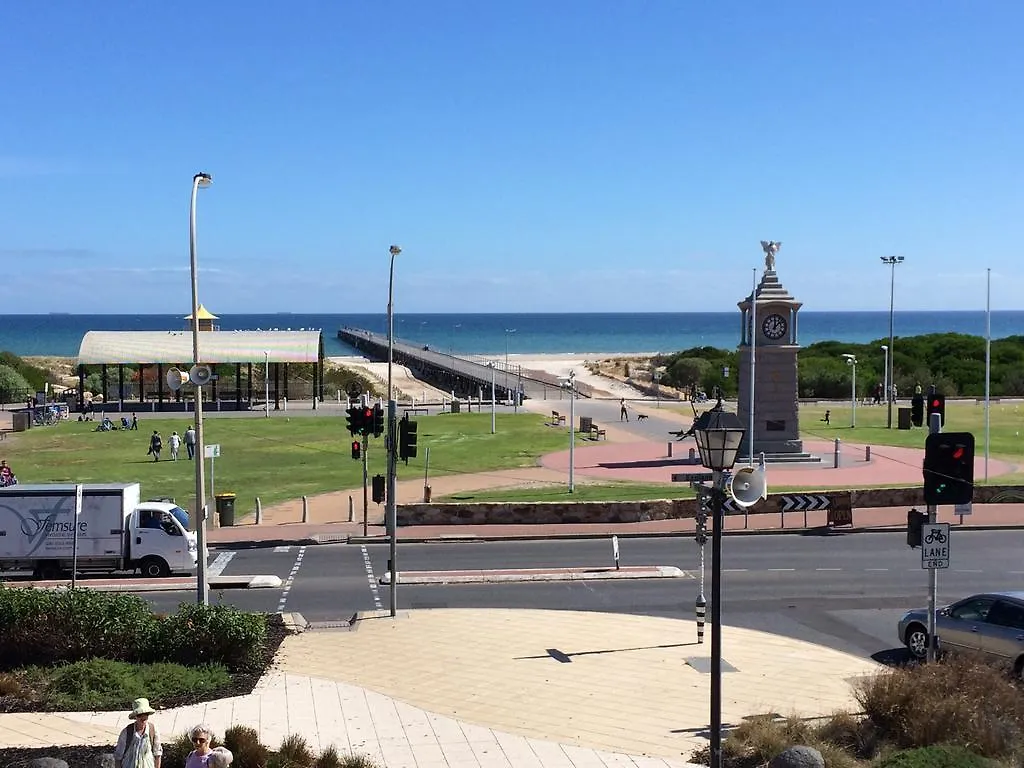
[921,522,950,569]
[204,444,221,459]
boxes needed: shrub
[0,587,158,669]
[0,672,25,697]
[223,724,270,768]
[21,658,230,711]
[154,603,267,672]
[876,745,996,768]
[275,734,316,767]
[855,655,1024,759]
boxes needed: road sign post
[204,443,221,503]
[925,410,941,662]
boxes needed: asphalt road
[143,529,1024,662]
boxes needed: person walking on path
[184,425,196,459]
[169,431,181,461]
[620,398,629,421]
[113,698,162,768]
[148,430,162,462]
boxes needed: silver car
[898,591,1024,675]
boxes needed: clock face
[762,313,788,341]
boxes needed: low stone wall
[396,485,1024,527]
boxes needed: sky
[2,2,1022,314]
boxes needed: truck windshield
[170,507,190,530]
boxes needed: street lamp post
[450,323,461,358]
[842,354,857,427]
[188,171,212,606]
[881,256,904,427]
[386,244,402,618]
[561,371,576,492]
[880,345,888,409]
[263,350,270,418]
[489,362,496,434]
[504,328,516,397]
[691,393,746,768]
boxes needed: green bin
[215,492,236,527]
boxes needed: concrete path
[0,609,877,767]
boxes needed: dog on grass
[636,413,649,422]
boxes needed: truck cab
[131,502,198,577]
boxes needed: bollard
[348,495,354,523]
[834,437,841,469]
[302,495,309,523]
[865,445,871,462]
[667,442,673,458]
[689,448,696,461]
[612,535,620,570]
[255,497,262,525]
[696,596,706,644]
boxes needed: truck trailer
[0,482,198,579]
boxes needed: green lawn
[1,412,576,508]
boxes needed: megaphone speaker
[166,367,184,392]
[188,365,213,386]
[728,466,768,508]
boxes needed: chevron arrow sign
[781,494,831,512]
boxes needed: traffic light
[398,416,418,463]
[372,404,385,438]
[906,508,927,548]
[926,393,946,428]
[345,406,362,436]
[910,394,924,427]
[371,473,386,504]
[359,406,374,437]
[923,432,975,506]
[351,440,361,460]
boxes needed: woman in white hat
[113,698,162,768]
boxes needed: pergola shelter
[75,330,325,413]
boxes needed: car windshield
[170,507,190,531]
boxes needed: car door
[938,596,995,654]
[980,599,1024,664]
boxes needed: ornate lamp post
[692,394,746,768]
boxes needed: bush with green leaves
[0,586,267,671]
[0,586,158,669]
[159,729,380,768]
[154,602,267,672]
[876,746,996,768]
[0,363,33,403]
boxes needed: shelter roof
[183,304,219,320]
[77,330,322,365]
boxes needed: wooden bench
[590,424,607,440]
[550,411,566,426]
[404,407,429,416]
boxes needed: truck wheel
[140,557,170,579]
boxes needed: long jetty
[337,327,591,402]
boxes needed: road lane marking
[815,568,841,571]
[277,545,306,613]
[208,551,235,578]
[864,568,889,571]
[273,546,291,553]
[361,545,383,611]
[767,568,795,572]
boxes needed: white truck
[0,482,198,579]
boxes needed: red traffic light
[351,440,361,460]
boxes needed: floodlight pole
[882,256,904,428]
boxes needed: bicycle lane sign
[921,522,951,569]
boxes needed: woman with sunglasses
[185,724,215,767]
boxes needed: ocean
[1,311,1022,358]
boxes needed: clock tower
[736,242,806,458]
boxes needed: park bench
[550,410,566,426]
[404,407,429,416]
[590,423,607,440]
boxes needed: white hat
[129,698,156,719]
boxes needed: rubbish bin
[579,415,593,434]
[897,407,912,430]
[11,411,30,432]
[450,400,461,414]
[215,493,236,527]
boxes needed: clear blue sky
[2,2,1021,314]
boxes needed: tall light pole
[562,371,576,492]
[842,354,857,427]
[489,362,496,434]
[985,267,991,481]
[263,350,270,418]
[386,244,401,618]
[504,328,516,395]
[189,171,212,606]
[450,323,460,358]
[881,256,904,427]
[880,345,888,407]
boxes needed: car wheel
[140,557,170,579]
[905,623,929,659]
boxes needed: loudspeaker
[728,466,768,508]
[166,367,184,392]
[188,365,213,386]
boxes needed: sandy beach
[330,352,668,401]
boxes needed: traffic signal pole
[926,410,941,663]
[361,437,369,537]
